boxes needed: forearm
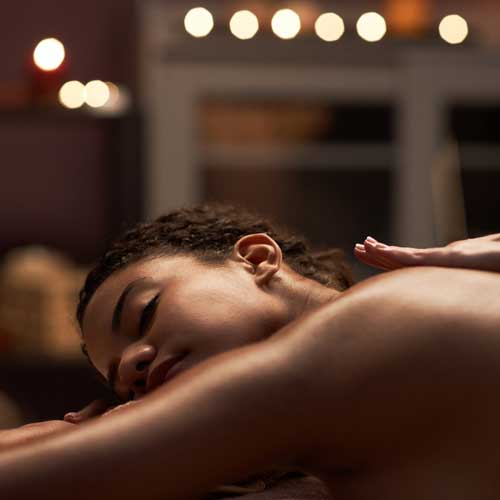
[0,421,76,452]
[0,337,315,500]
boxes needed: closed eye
[139,292,161,335]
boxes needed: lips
[146,353,187,393]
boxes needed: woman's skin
[0,420,75,451]
[1,233,500,499]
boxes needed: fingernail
[355,243,365,250]
[365,236,377,244]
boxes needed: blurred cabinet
[139,2,500,259]
[450,105,500,237]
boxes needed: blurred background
[0,0,499,426]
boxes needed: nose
[117,344,156,400]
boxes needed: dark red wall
[0,1,137,264]
[0,0,136,86]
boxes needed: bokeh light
[58,81,86,109]
[87,82,132,116]
[314,12,345,42]
[84,80,110,108]
[439,14,468,45]
[105,82,120,108]
[271,9,301,40]
[356,12,387,42]
[184,7,214,38]
[33,38,65,71]
[230,10,259,40]
[385,0,431,36]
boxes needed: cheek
[155,289,266,352]
[82,331,115,375]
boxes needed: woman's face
[82,253,290,401]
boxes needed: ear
[231,233,283,287]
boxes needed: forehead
[82,254,207,339]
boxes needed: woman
[1,203,500,500]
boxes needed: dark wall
[0,1,138,264]
[0,0,136,86]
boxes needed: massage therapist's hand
[354,233,500,273]
[0,420,76,450]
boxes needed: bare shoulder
[279,265,500,355]
[276,266,500,471]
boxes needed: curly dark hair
[76,201,353,327]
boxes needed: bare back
[285,266,500,500]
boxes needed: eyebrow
[112,277,147,332]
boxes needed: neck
[299,279,341,316]
[277,270,342,324]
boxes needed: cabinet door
[450,105,500,237]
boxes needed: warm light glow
[356,12,387,42]
[230,10,259,40]
[84,80,110,108]
[33,38,65,71]
[271,9,301,40]
[439,14,468,44]
[58,81,86,109]
[184,7,214,38]
[87,82,132,116]
[314,12,344,42]
[105,82,120,108]
[385,0,431,36]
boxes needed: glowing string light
[184,7,214,38]
[271,9,301,40]
[315,13,345,42]
[356,12,387,42]
[85,80,110,108]
[33,38,65,71]
[439,14,468,44]
[58,81,86,109]
[230,10,259,40]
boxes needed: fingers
[354,243,393,271]
[355,236,449,271]
[64,399,110,424]
[354,237,404,271]
[364,239,413,269]
[364,238,406,270]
